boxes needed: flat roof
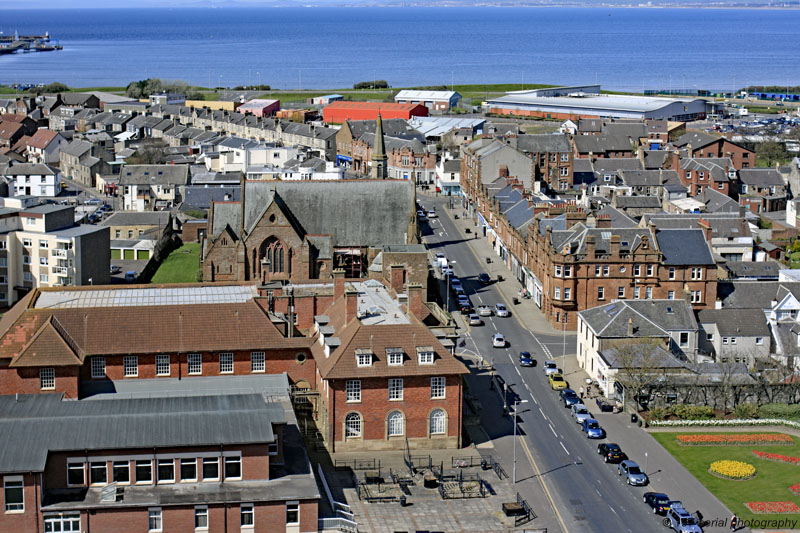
[34,285,258,310]
[353,279,409,325]
[488,92,704,113]
[408,116,485,137]
[81,373,291,401]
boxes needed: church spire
[370,113,388,179]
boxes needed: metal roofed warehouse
[486,86,710,121]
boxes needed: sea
[1,7,799,92]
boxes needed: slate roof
[443,159,461,173]
[593,205,637,228]
[655,229,715,265]
[614,196,661,209]
[346,118,423,141]
[573,135,633,154]
[234,180,414,247]
[673,131,723,150]
[580,299,696,337]
[601,122,647,140]
[716,281,800,309]
[515,133,570,153]
[600,344,686,370]
[642,150,669,169]
[549,224,650,255]
[119,164,189,186]
[60,139,92,158]
[2,162,56,176]
[681,157,734,182]
[643,213,751,240]
[738,168,785,186]
[696,308,770,337]
[593,158,643,173]
[100,211,171,227]
[0,393,283,473]
[697,188,740,213]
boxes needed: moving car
[559,388,580,408]
[494,303,508,317]
[665,503,702,533]
[543,360,558,375]
[548,373,566,390]
[518,351,534,367]
[478,273,491,285]
[581,418,605,439]
[618,460,648,486]
[571,403,592,425]
[477,305,492,317]
[492,333,506,348]
[597,442,626,463]
[643,492,671,515]
[468,314,482,326]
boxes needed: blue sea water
[0,7,799,91]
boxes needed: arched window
[387,411,404,437]
[262,237,286,273]
[345,412,362,438]
[430,409,446,435]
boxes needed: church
[202,117,422,284]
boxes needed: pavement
[417,191,745,533]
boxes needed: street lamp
[512,399,529,484]
[562,312,568,375]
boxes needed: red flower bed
[753,450,800,465]
[789,483,800,496]
[745,501,800,514]
[676,434,793,446]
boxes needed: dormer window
[386,348,403,366]
[417,347,435,365]
[356,349,372,367]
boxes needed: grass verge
[150,243,201,284]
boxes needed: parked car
[459,301,473,314]
[559,388,580,408]
[477,305,492,317]
[110,265,121,275]
[124,271,137,283]
[581,418,605,439]
[441,265,453,276]
[618,460,648,486]
[492,333,506,348]
[469,314,482,326]
[518,351,534,367]
[418,213,427,222]
[478,273,491,285]
[434,252,445,261]
[665,503,702,533]
[450,278,462,291]
[84,198,102,205]
[494,303,509,317]
[571,403,592,425]
[643,492,671,515]
[597,442,626,463]
[543,360,559,375]
[427,210,437,218]
[548,373,566,390]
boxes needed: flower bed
[789,483,800,496]
[752,450,800,465]
[745,501,800,514]
[651,418,800,429]
[676,433,793,446]
[709,460,756,480]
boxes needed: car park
[518,352,534,367]
[468,314,482,326]
[478,273,491,285]
[492,334,506,348]
[477,305,492,317]
[597,442,626,463]
[643,492,671,515]
[559,388,580,408]
[494,303,508,317]
[571,403,592,425]
[665,503,702,533]
[543,360,558,375]
[581,418,605,439]
[618,460,648,486]
[548,373,566,390]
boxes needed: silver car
[618,460,648,486]
[543,360,558,375]
[495,303,509,317]
[571,403,592,425]
[477,305,492,317]
[492,333,506,348]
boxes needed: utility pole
[512,399,528,484]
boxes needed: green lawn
[652,431,800,524]
[150,243,201,284]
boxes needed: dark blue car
[518,352,534,367]
[559,388,580,408]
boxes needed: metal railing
[318,517,358,533]
[51,249,68,258]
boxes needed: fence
[316,464,358,532]
[437,470,487,500]
[404,454,432,475]
[516,492,536,525]
[335,458,380,471]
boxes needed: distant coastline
[5,3,800,9]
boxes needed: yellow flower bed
[709,460,756,480]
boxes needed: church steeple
[370,113,388,179]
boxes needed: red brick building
[323,101,428,124]
[0,392,319,533]
[673,131,755,170]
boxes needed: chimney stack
[345,286,359,323]
[390,265,405,295]
[585,235,596,259]
[627,317,634,337]
[697,217,713,243]
[407,283,424,320]
[333,268,345,301]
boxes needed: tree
[127,146,165,165]
[42,82,69,93]
[353,80,389,90]
[608,339,670,411]
[756,140,788,167]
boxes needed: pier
[0,32,61,55]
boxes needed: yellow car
[548,373,567,390]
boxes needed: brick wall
[0,364,79,398]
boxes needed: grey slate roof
[60,139,92,158]
[614,196,662,209]
[580,299,696,337]
[674,131,723,149]
[642,150,669,169]
[696,308,770,337]
[738,168,785,186]
[100,211,171,227]
[119,164,189,186]
[655,229,715,265]
[600,344,685,370]
[549,224,649,255]
[573,135,633,154]
[0,393,284,473]
[593,158,643,173]
[2,162,56,176]
[716,281,800,309]
[601,122,647,140]
[643,213,751,239]
[347,118,423,141]
[443,159,461,173]
[696,188,740,213]
[515,133,570,153]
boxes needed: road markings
[548,424,557,437]
[532,396,538,405]
[524,383,531,393]
[560,441,570,455]
[515,366,521,377]
[517,429,569,533]
[539,407,546,419]
[595,488,602,497]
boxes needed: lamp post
[562,312,568,375]
[512,399,528,484]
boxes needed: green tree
[756,140,788,167]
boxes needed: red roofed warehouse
[323,101,428,124]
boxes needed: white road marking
[515,366,521,377]
[610,507,619,516]
[538,407,546,419]
[532,396,538,405]
[548,424,557,437]
[595,488,602,497]
[560,442,570,455]
[476,296,483,303]
[492,322,497,331]
[524,383,531,393]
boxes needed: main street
[420,194,700,533]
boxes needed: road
[421,195,693,533]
